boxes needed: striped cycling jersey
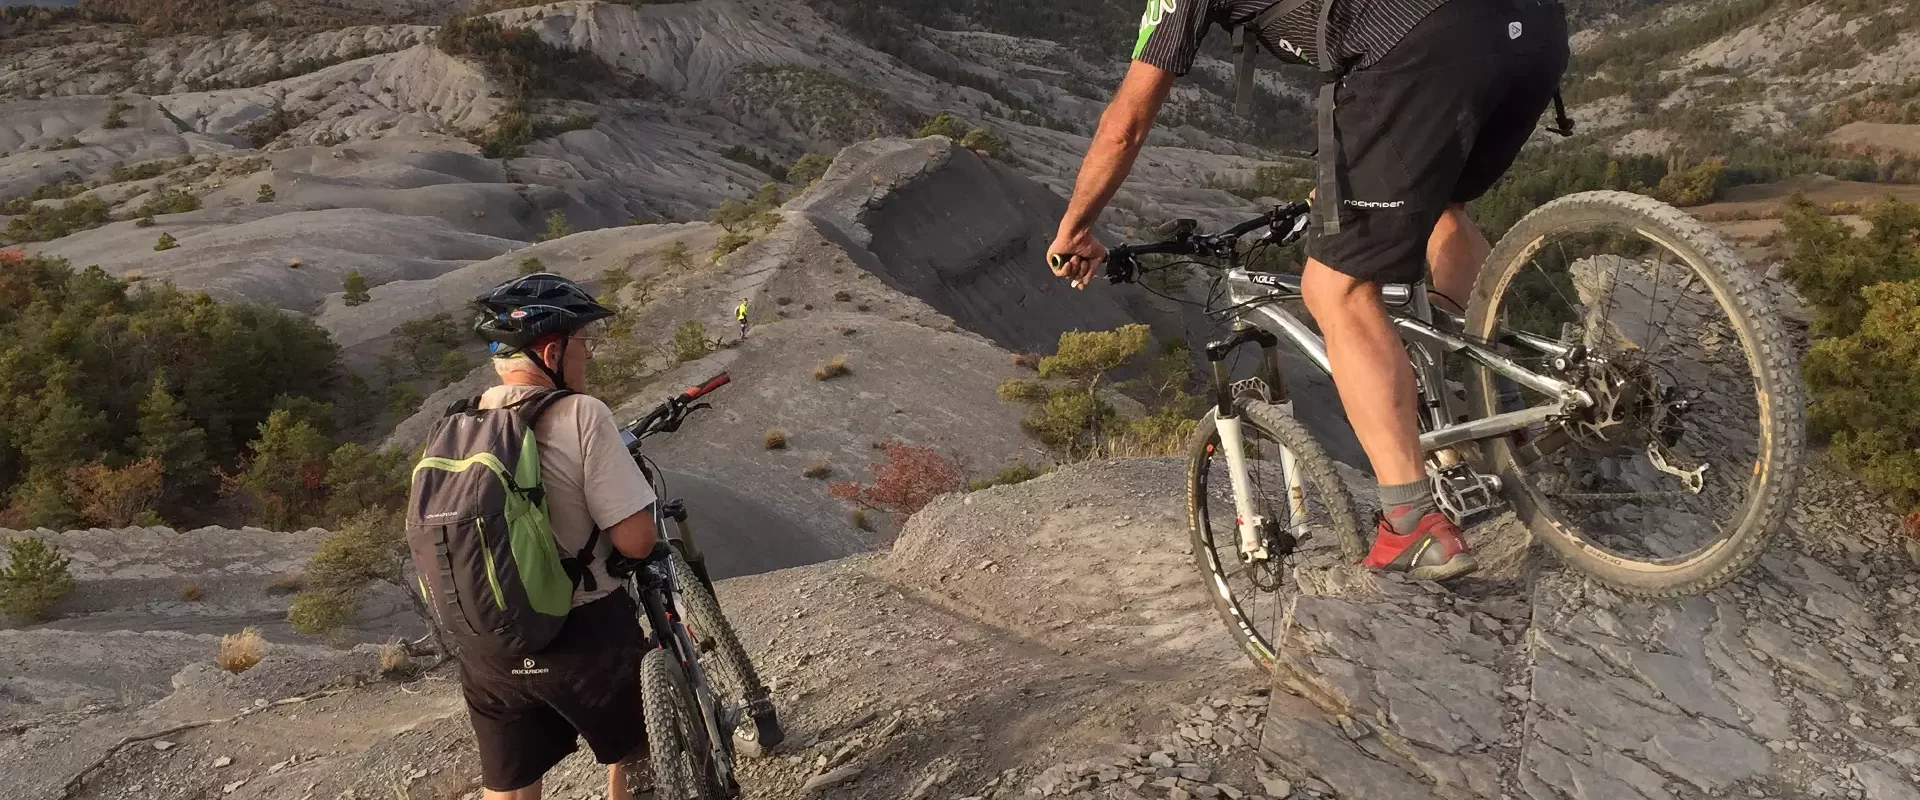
[1132,0,1450,73]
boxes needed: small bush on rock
[180,583,202,601]
[0,536,76,622]
[764,428,787,450]
[969,461,1049,491]
[216,627,266,673]
[814,355,850,381]
[829,440,965,518]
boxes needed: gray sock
[1379,480,1436,535]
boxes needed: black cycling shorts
[458,591,646,791]
[1306,0,1571,285]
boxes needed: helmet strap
[529,334,573,391]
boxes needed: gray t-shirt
[479,384,656,607]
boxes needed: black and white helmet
[473,272,614,353]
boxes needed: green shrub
[0,536,75,622]
[721,144,788,181]
[518,256,546,275]
[968,461,1049,491]
[995,325,1204,459]
[132,189,200,218]
[233,409,332,529]
[1804,279,1920,511]
[2,197,112,243]
[788,153,833,187]
[153,232,177,251]
[537,210,572,242]
[915,111,966,139]
[530,112,597,140]
[134,215,156,228]
[671,319,715,362]
[959,127,1005,158]
[102,99,129,129]
[1782,195,1920,337]
[659,241,693,272]
[322,443,409,523]
[0,254,338,524]
[256,184,276,203]
[342,269,371,306]
[286,510,406,636]
[712,231,753,261]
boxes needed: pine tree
[537,210,573,242]
[342,269,371,306]
[0,536,75,621]
[153,232,177,251]
[236,410,333,530]
[26,374,106,473]
[256,184,276,203]
[135,372,209,494]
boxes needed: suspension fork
[1205,324,1300,562]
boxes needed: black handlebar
[626,372,729,448]
[1102,202,1310,284]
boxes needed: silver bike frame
[1211,269,1595,554]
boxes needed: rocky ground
[2,454,1913,800]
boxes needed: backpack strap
[562,526,602,593]
[505,388,603,592]
[1234,0,1314,117]
[1312,0,1351,237]
[1545,90,1575,137]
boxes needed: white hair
[492,354,540,377]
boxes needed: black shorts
[459,591,646,791]
[1306,0,1571,285]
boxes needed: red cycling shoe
[1361,510,1479,582]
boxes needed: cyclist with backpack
[1046,0,1570,581]
[405,273,661,800]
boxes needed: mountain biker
[736,298,750,339]
[1046,0,1569,580]
[463,273,662,800]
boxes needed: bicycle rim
[1467,191,1804,596]
[1186,399,1363,672]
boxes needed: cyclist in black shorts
[1047,0,1569,580]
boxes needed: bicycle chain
[1543,489,1697,501]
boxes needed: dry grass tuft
[764,428,788,450]
[833,290,853,302]
[179,583,202,602]
[267,572,304,596]
[804,462,832,479]
[851,509,874,532]
[813,355,851,381]
[377,639,412,677]
[1013,352,1042,370]
[216,627,266,674]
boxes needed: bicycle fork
[1206,326,1306,563]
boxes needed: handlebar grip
[683,372,730,399]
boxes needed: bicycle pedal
[1431,463,1499,524]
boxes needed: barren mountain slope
[7,456,1915,800]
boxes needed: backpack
[405,389,601,656]
[1228,0,1574,235]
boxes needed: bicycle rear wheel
[641,647,718,800]
[1465,190,1805,597]
[1187,398,1364,673]
[668,548,782,757]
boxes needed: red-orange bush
[68,457,164,527]
[828,440,965,517]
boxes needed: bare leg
[1426,204,1490,314]
[483,781,541,800]
[1301,260,1425,486]
[608,739,650,800]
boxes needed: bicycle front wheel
[641,647,718,800]
[669,548,782,757]
[1465,190,1805,597]
[1187,398,1364,673]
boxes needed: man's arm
[1047,60,1177,289]
[606,509,658,559]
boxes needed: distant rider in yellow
[736,299,750,339]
